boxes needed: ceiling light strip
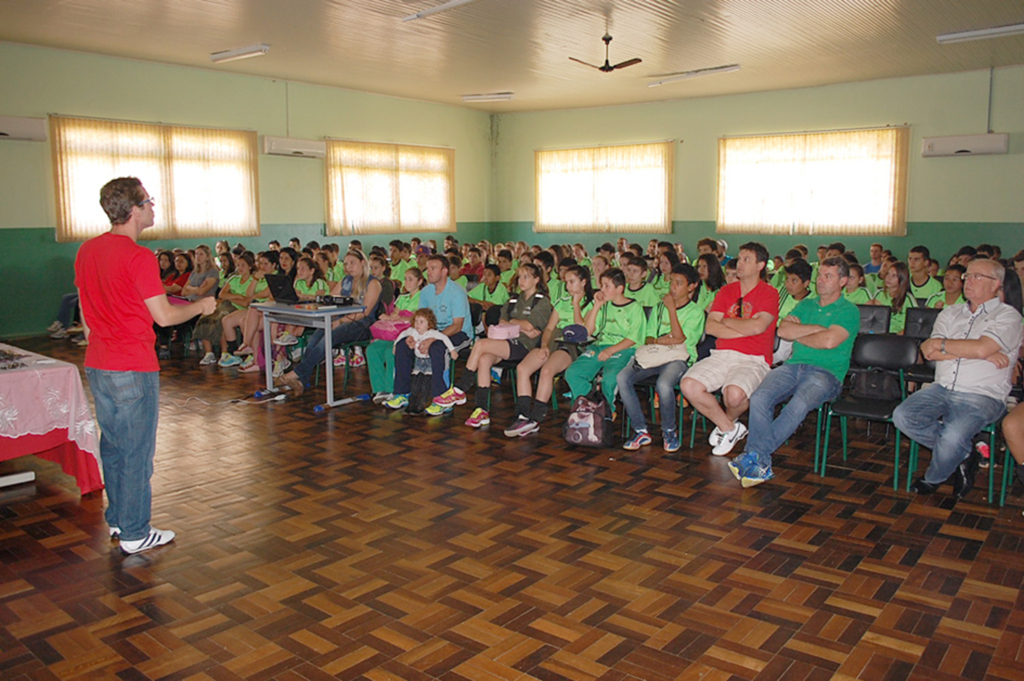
[403,0,482,23]
[462,92,514,102]
[210,44,270,64]
[648,64,740,88]
[936,22,1024,44]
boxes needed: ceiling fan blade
[612,58,642,70]
[569,57,601,70]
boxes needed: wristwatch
[941,338,947,354]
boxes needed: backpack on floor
[563,387,613,448]
[407,372,433,415]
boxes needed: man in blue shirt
[388,255,473,406]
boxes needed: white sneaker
[712,422,748,456]
[47,321,63,333]
[50,328,69,340]
[372,392,393,404]
[709,426,724,447]
[274,332,299,346]
[119,528,175,554]
[272,357,291,378]
[199,352,217,365]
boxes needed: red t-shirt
[75,233,166,372]
[710,280,779,364]
[163,271,190,290]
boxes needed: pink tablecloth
[0,344,103,494]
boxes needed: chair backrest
[851,333,920,371]
[858,304,891,335]
[904,307,940,341]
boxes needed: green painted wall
[2,41,1023,338]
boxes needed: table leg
[262,312,274,392]
[324,316,337,406]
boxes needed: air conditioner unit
[261,135,326,159]
[0,116,47,142]
[921,133,1009,157]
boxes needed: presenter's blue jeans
[85,369,159,542]
[744,363,842,466]
[893,385,1005,484]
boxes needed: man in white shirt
[893,258,1022,499]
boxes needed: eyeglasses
[137,196,155,207]
[963,272,998,282]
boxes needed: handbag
[370,319,410,341]
[487,322,520,340]
[634,343,689,369]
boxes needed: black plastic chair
[857,304,891,335]
[821,334,920,487]
[903,307,941,384]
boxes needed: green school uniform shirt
[594,299,646,347]
[872,290,911,334]
[468,281,510,306]
[926,292,965,309]
[909,275,943,305]
[226,274,254,310]
[391,259,410,281]
[843,287,872,305]
[451,275,469,290]
[394,290,421,313]
[643,301,705,365]
[778,292,809,324]
[294,278,330,298]
[625,281,661,309]
[551,295,594,330]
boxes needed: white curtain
[50,116,259,242]
[535,141,674,233]
[717,127,908,236]
[325,140,455,236]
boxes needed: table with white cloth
[0,343,103,494]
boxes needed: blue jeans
[57,292,79,328]
[616,358,689,434]
[745,363,842,465]
[893,385,1006,485]
[85,369,159,542]
[293,320,373,384]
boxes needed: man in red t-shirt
[76,177,216,555]
[681,242,779,456]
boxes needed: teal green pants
[366,339,395,393]
[564,345,635,409]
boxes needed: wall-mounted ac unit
[0,116,47,142]
[261,135,326,159]
[921,133,1009,157]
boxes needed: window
[324,140,455,236]
[535,141,674,233]
[716,127,909,236]
[50,116,259,242]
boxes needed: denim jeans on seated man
[892,385,1006,485]
[743,362,842,467]
[85,369,159,542]
[393,331,470,399]
[292,319,372,385]
[616,359,689,436]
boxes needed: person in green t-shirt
[368,267,425,400]
[618,263,706,453]
[565,267,647,412]
[728,257,860,488]
[497,248,516,287]
[927,264,966,309]
[871,261,912,334]
[843,264,872,305]
[622,255,662,309]
[908,245,943,306]
[468,264,511,330]
[448,254,469,290]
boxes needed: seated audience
[871,261,912,334]
[194,251,256,365]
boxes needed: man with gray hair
[894,257,1022,499]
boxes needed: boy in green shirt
[468,264,510,329]
[622,255,662,309]
[565,268,647,411]
[497,248,516,287]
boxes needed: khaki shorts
[684,349,771,398]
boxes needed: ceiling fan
[569,34,642,73]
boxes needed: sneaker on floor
[712,422,747,456]
[218,353,242,368]
[274,332,299,346]
[199,352,218,366]
[976,442,991,469]
[384,394,409,410]
[50,328,69,340]
[663,429,681,453]
[728,451,759,481]
[465,408,490,428]
[709,426,724,447]
[434,386,467,407]
[425,401,453,416]
[75,337,89,347]
[490,367,503,385]
[235,345,254,356]
[623,430,653,451]
[119,528,175,555]
[239,358,262,373]
[272,357,291,377]
[349,353,366,368]
[66,324,84,334]
[741,460,775,488]
[372,392,393,404]
[47,320,63,333]
[333,353,346,367]
[504,416,540,437]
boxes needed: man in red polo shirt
[76,177,215,555]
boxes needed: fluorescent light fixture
[462,92,515,102]
[210,43,270,64]
[937,22,1024,44]
[403,0,482,22]
[648,64,740,88]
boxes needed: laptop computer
[264,273,299,304]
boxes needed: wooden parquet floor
[3,337,1024,681]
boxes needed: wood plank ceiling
[2,0,1024,112]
